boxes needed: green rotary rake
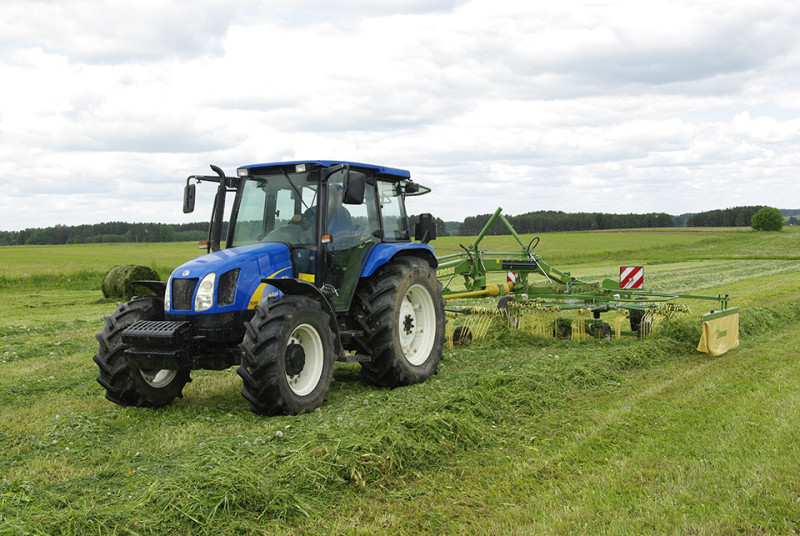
[437,208,739,356]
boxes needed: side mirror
[414,213,436,244]
[343,171,366,205]
[183,183,196,213]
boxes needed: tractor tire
[238,296,335,416]
[94,296,191,408]
[354,257,445,388]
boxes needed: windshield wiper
[280,169,309,211]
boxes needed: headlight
[164,277,172,311]
[194,272,216,312]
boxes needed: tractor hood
[166,242,293,314]
[172,242,292,278]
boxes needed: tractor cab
[229,162,422,311]
[184,161,432,314]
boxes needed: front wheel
[355,257,445,387]
[238,296,335,415]
[94,297,191,408]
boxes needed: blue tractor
[94,161,444,415]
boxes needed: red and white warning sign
[507,271,517,284]
[620,266,644,289]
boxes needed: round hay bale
[102,265,161,299]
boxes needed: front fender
[263,278,343,357]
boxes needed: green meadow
[1,227,799,535]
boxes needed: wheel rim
[140,369,178,388]
[285,323,324,396]
[398,283,437,366]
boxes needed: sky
[1,0,799,232]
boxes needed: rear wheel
[94,297,190,408]
[629,297,648,332]
[354,257,445,387]
[452,325,473,347]
[594,322,612,340]
[497,295,518,327]
[238,296,335,415]
[497,296,515,310]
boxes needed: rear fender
[361,243,437,278]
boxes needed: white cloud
[1,0,800,231]
[0,0,238,62]
[732,111,800,142]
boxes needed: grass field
[1,228,799,535]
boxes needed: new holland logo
[620,266,644,289]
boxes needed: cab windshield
[229,172,319,248]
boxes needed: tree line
[1,205,790,246]
[458,211,676,236]
[456,205,787,236]
[684,206,764,227]
[0,222,209,246]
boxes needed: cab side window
[378,181,409,241]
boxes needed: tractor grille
[171,278,198,310]
[217,269,239,307]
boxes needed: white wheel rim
[286,323,324,396]
[140,369,177,388]
[398,283,437,366]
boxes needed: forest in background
[455,206,798,236]
[2,207,797,246]
[0,222,209,246]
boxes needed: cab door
[323,174,381,311]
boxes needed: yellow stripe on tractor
[247,267,293,309]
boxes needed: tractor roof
[237,160,411,180]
